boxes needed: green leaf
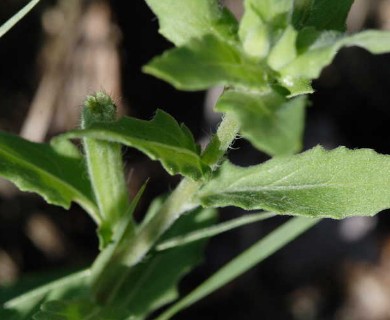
[155,217,319,320]
[92,179,203,305]
[144,0,238,46]
[342,30,390,54]
[33,300,100,320]
[30,205,215,320]
[112,207,217,319]
[0,268,84,305]
[267,25,298,70]
[2,186,144,320]
[156,211,275,251]
[216,89,307,156]
[279,29,390,95]
[0,132,98,222]
[143,34,268,91]
[1,270,89,320]
[240,0,292,36]
[239,0,292,59]
[90,183,147,303]
[32,299,125,320]
[0,0,40,39]
[63,110,209,180]
[293,0,354,31]
[198,146,390,219]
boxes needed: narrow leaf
[156,211,275,251]
[62,110,209,180]
[0,132,98,221]
[293,0,354,31]
[1,270,89,320]
[156,217,319,320]
[30,208,217,320]
[216,89,307,156]
[144,0,238,46]
[198,146,390,219]
[90,183,147,303]
[143,35,268,91]
[0,0,39,39]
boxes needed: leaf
[91,179,203,305]
[198,146,390,219]
[6,188,147,320]
[0,268,84,305]
[293,0,354,31]
[0,0,40,39]
[342,30,390,54]
[33,300,99,320]
[216,89,307,156]
[0,132,98,221]
[90,183,147,302]
[239,0,293,59]
[156,211,275,251]
[63,110,209,180]
[32,299,124,320]
[143,34,268,91]
[25,208,216,320]
[112,207,217,319]
[240,0,292,34]
[1,270,89,320]
[279,29,390,95]
[155,217,319,320]
[267,25,298,70]
[144,0,238,46]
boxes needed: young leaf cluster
[144,0,390,156]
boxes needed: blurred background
[0,0,390,319]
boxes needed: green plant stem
[155,217,320,320]
[92,179,201,304]
[91,112,240,304]
[202,112,240,168]
[156,211,276,251]
[81,94,132,247]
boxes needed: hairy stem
[82,93,132,247]
[202,112,240,168]
[91,112,240,304]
